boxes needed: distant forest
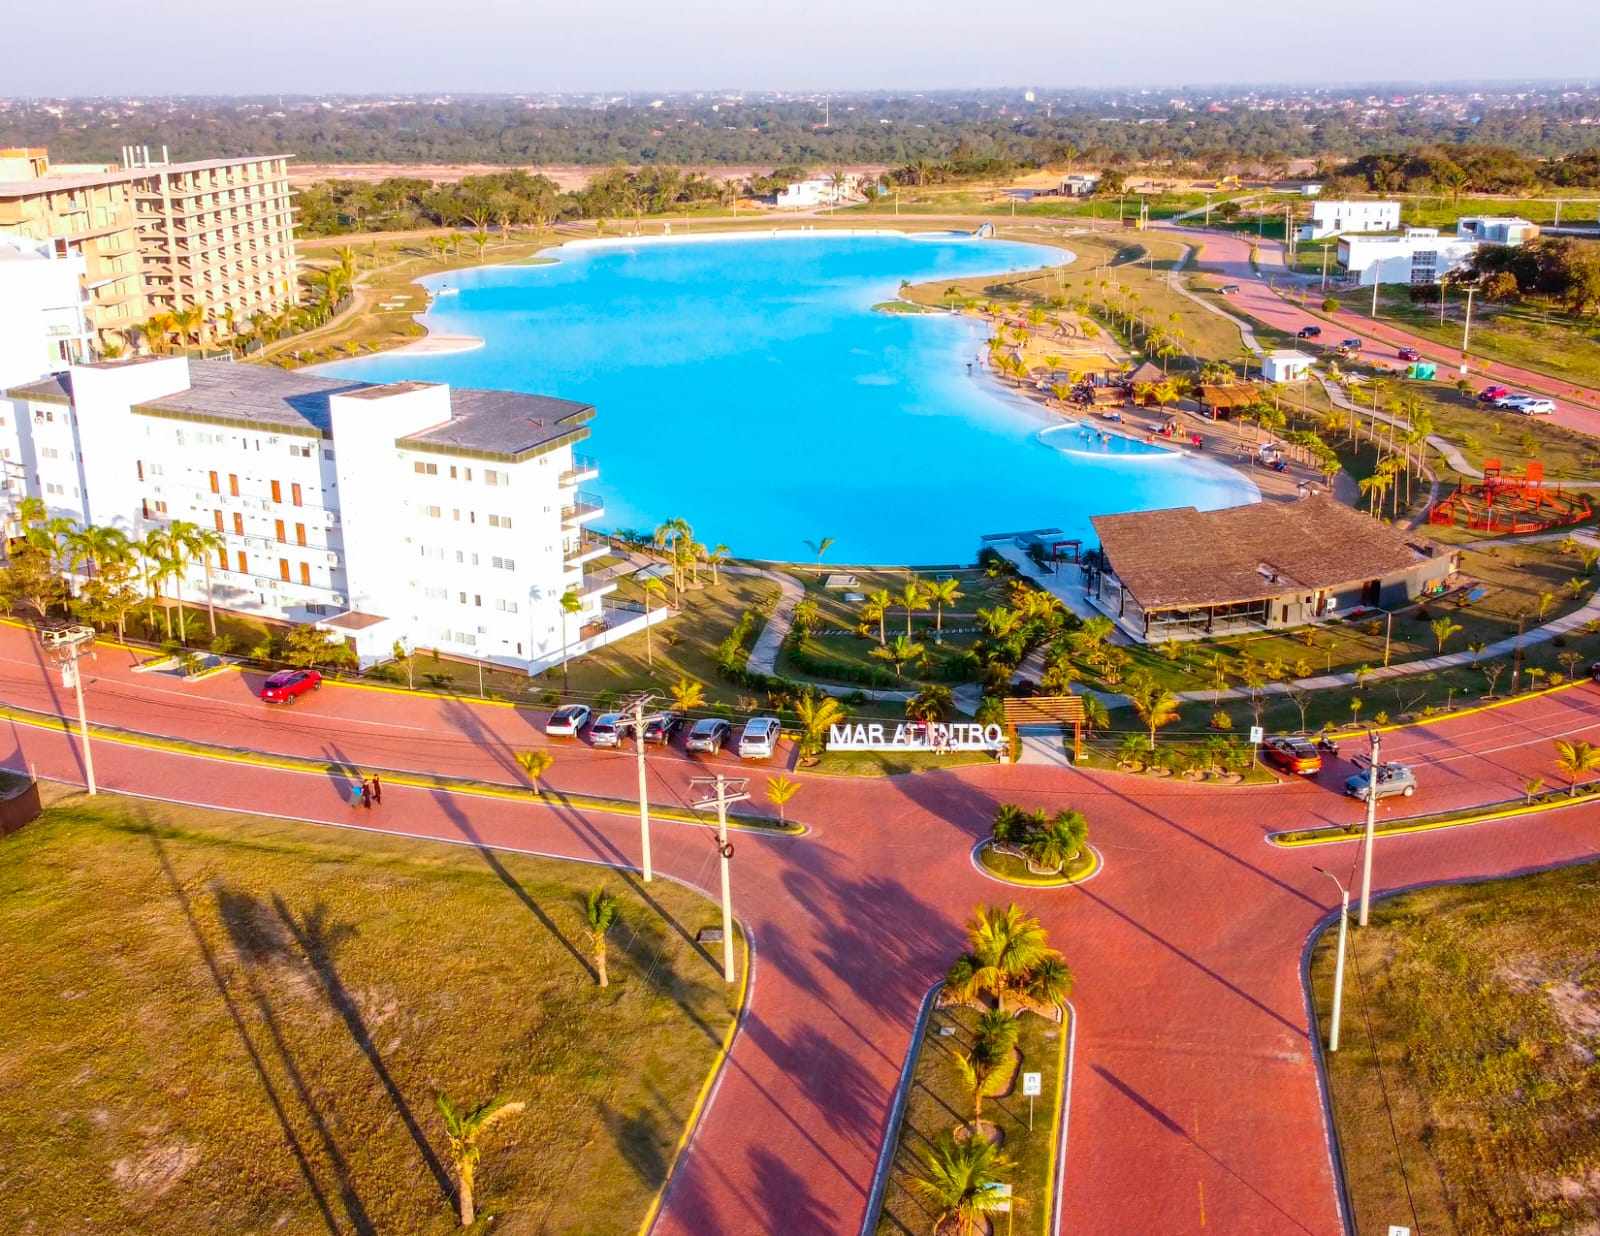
[9,91,1600,169]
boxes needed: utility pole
[46,628,97,795]
[1459,284,1476,373]
[1511,611,1526,693]
[623,691,658,882]
[1371,268,1381,318]
[1358,729,1381,927]
[1321,242,1330,290]
[691,775,749,984]
[1313,867,1350,1051]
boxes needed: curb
[1322,677,1589,742]
[858,981,943,1236]
[0,701,806,837]
[969,838,1104,888]
[1268,786,1600,848]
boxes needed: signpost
[1022,1070,1042,1130]
[1249,725,1264,769]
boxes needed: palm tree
[1127,674,1181,751]
[1553,739,1600,796]
[794,693,844,758]
[899,580,929,638]
[583,887,620,987]
[803,536,834,574]
[393,639,414,689]
[765,774,800,823]
[909,1132,1014,1236]
[706,544,730,586]
[948,903,1053,1012]
[926,577,963,642]
[1023,809,1089,874]
[558,587,582,691]
[906,684,954,722]
[436,1094,526,1228]
[641,576,668,668]
[863,589,892,645]
[872,635,925,679]
[1430,617,1463,655]
[653,517,693,598]
[516,749,554,792]
[162,520,212,642]
[670,675,704,714]
[173,303,205,348]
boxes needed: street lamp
[1312,866,1350,1051]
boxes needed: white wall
[1302,200,1401,240]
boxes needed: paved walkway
[3,622,1599,1236]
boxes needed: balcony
[573,561,622,601]
[560,490,605,527]
[559,454,600,487]
[563,531,609,567]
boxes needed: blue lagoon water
[322,231,1257,564]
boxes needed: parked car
[259,668,321,704]
[589,712,631,747]
[1511,397,1556,415]
[1261,735,1322,776]
[1396,346,1421,362]
[1218,283,1241,295]
[1338,337,1363,353]
[1297,325,1322,339]
[1344,762,1417,801]
[1492,392,1531,409]
[685,718,733,754]
[544,704,591,737]
[643,712,685,745]
[738,716,783,760]
[1478,384,1510,403]
[1591,662,1600,683]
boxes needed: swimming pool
[322,230,1258,564]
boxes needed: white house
[1338,227,1480,286]
[1061,173,1101,197]
[1298,199,1402,241]
[1262,350,1315,383]
[1,356,664,673]
[775,176,860,208]
[1455,215,1538,246]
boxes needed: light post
[623,691,658,883]
[1382,609,1394,667]
[1320,241,1331,290]
[690,774,748,984]
[1358,729,1381,927]
[1313,866,1350,1051]
[1458,283,1477,374]
[44,627,98,795]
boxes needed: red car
[1397,346,1421,362]
[1261,735,1322,776]
[260,668,322,703]
[1478,384,1510,403]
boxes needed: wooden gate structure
[1003,695,1086,761]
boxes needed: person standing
[350,778,365,810]
[361,776,373,810]
[369,774,383,807]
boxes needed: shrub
[1210,709,1233,731]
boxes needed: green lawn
[873,1003,1067,1236]
[0,790,741,1236]
[1309,859,1600,1236]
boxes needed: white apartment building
[1337,226,1481,286]
[1456,215,1538,246]
[1298,199,1402,240]
[1,356,662,673]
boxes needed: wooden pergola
[1003,695,1087,761]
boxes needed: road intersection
[4,624,1600,1234]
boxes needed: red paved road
[1170,224,1600,439]
[4,625,1599,1235]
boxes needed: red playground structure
[1428,459,1593,534]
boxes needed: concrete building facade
[1,356,656,674]
[1298,199,1402,240]
[1337,227,1481,286]
[0,147,299,354]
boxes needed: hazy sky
[9,0,1599,95]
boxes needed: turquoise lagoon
[321,231,1257,564]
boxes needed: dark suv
[685,718,732,753]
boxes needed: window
[413,461,438,476]
[42,447,59,460]
[208,470,219,493]
[275,519,286,543]
[488,514,512,529]
[278,558,290,582]
[270,479,282,503]
[485,469,509,487]
[496,599,519,614]
[299,562,311,586]
[228,473,239,497]
[295,523,306,547]
[423,586,448,600]
[290,444,312,459]
[458,591,467,604]
[236,550,247,573]
[213,510,224,532]
[291,483,302,507]
[216,547,227,569]
[136,460,144,481]
[232,512,244,535]
[492,556,515,571]
[152,500,168,515]
[422,505,442,519]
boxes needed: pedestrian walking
[361,776,374,810]
[350,778,365,809]
[369,774,382,806]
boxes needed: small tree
[765,774,800,823]
[1553,739,1600,796]
[583,887,620,987]
[910,1132,1014,1236]
[436,1094,526,1228]
[393,639,413,689]
[516,749,554,792]
[671,675,705,714]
